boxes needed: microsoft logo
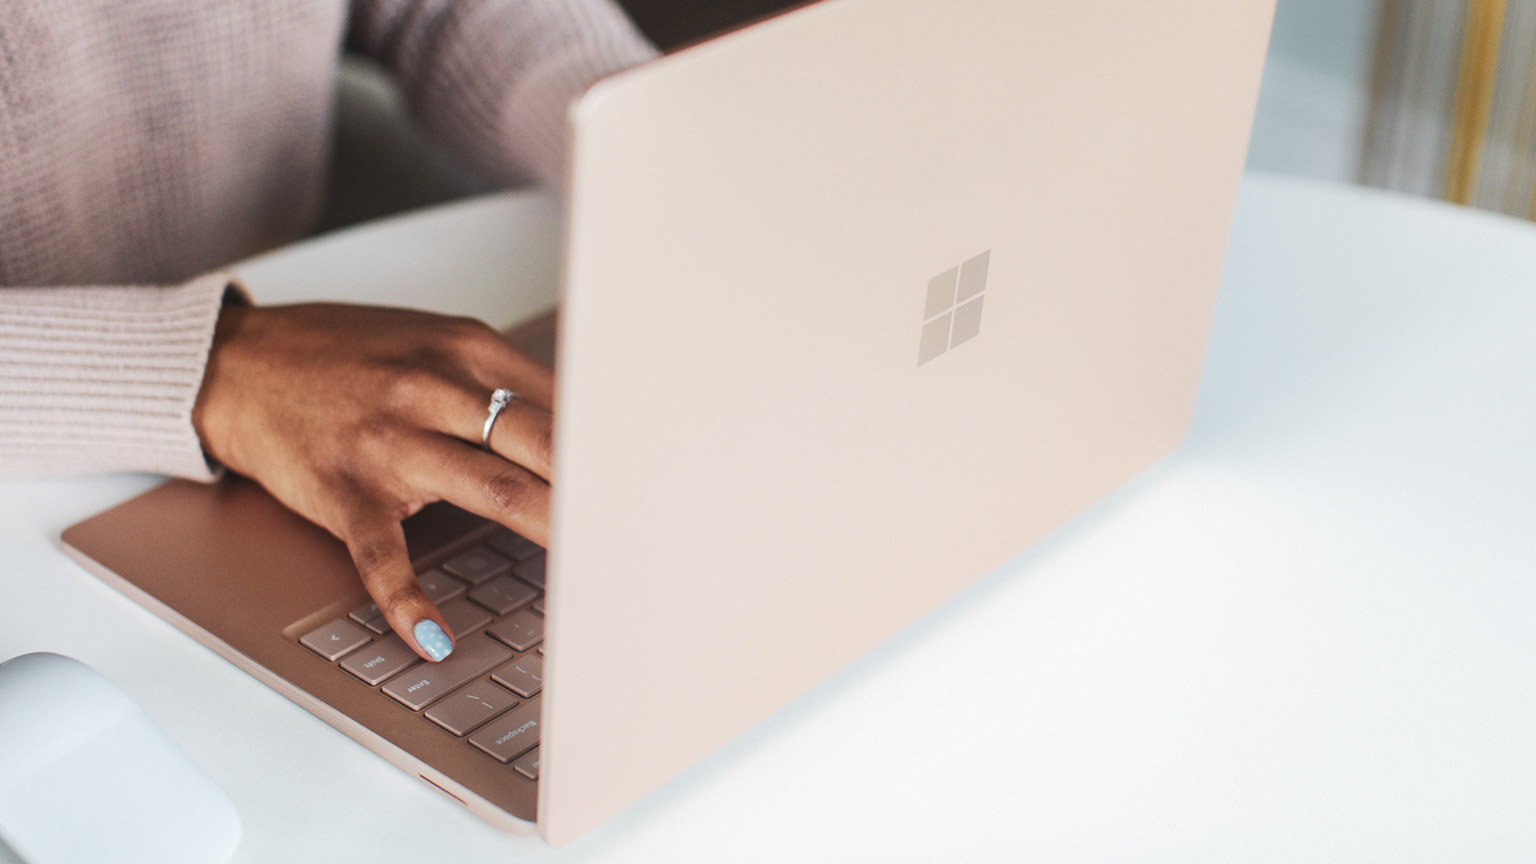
[918,250,990,366]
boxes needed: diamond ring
[481,388,520,450]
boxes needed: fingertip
[413,618,455,662]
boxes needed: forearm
[0,274,242,480]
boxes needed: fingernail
[414,620,453,661]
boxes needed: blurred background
[323,0,1536,229]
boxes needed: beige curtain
[1362,0,1536,217]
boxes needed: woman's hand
[192,302,554,662]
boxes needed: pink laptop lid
[543,0,1275,843]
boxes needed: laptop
[61,0,1276,845]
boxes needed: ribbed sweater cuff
[0,272,239,481]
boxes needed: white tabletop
[2,174,1533,862]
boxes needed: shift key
[341,635,420,686]
[382,637,512,711]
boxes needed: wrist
[192,299,256,469]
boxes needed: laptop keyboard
[296,526,546,781]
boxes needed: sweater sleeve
[0,273,240,481]
[348,0,660,187]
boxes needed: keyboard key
[469,576,537,616]
[512,747,540,780]
[486,609,544,652]
[381,638,512,711]
[468,699,541,763]
[487,529,542,562]
[439,598,492,639]
[300,619,371,661]
[441,546,511,586]
[512,553,545,589]
[531,596,544,615]
[491,653,543,698]
[358,616,390,635]
[348,600,381,624]
[340,635,421,686]
[348,601,390,634]
[424,678,519,736]
[418,568,466,604]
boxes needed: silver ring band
[481,388,519,450]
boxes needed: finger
[486,399,555,482]
[408,435,551,547]
[341,514,456,662]
[490,355,555,410]
[460,336,556,409]
[429,385,555,482]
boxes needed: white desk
[2,174,1533,861]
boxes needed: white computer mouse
[0,653,241,864]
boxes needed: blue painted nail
[414,620,453,661]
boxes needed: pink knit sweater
[0,0,655,479]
